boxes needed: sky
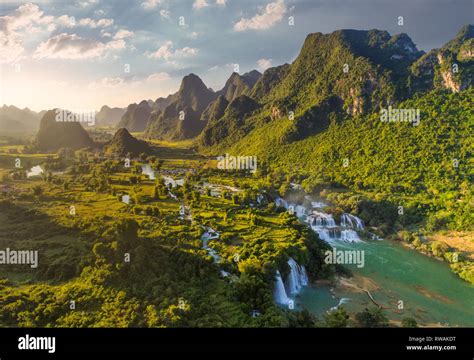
[0,0,472,112]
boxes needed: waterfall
[311,201,327,209]
[312,228,336,243]
[275,198,308,217]
[308,211,337,227]
[287,258,309,295]
[340,229,362,243]
[141,164,156,180]
[295,205,307,217]
[341,213,364,230]
[305,209,366,243]
[274,271,290,305]
[330,297,350,311]
[27,165,43,178]
[311,227,361,244]
[162,175,184,188]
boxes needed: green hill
[198,28,431,150]
[218,70,261,102]
[34,109,94,151]
[117,100,152,132]
[196,26,473,232]
[144,74,216,140]
[199,95,260,147]
[410,25,474,94]
[96,105,125,127]
[104,128,153,157]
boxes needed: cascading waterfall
[312,228,362,243]
[270,196,384,309]
[311,201,326,209]
[340,229,362,243]
[287,258,309,294]
[312,228,336,243]
[274,258,309,306]
[276,199,363,244]
[305,210,363,243]
[308,211,337,227]
[276,198,307,217]
[294,205,307,217]
[271,196,371,308]
[274,270,290,305]
[341,213,364,230]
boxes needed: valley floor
[0,139,472,328]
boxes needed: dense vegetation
[0,150,337,327]
[1,26,472,329]
[220,89,473,231]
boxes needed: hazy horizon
[1,0,472,112]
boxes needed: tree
[401,317,418,328]
[31,185,44,196]
[279,183,290,197]
[323,307,349,327]
[153,186,160,200]
[355,307,389,328]
[288,309,318,327]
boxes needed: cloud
[146,40,173,59]
[146,72,170,82]
[234,0,286,31]
[33,33,125,60]
[88,76,124,89]
[78,0,98,8]
[0,2,117,62]
[193,0,209,10]
[257,58,272,71]
[0,3,55,63]
[174,46,198,57]
[78,18,114,28]
[207,62,236,72]
[0,37,25,64]
[193,0,225,10]
[160,9,171,19]
[114,29,134,40]
[57,15,76,28]
[146,41,198,60]
[208,65,220,72]
[141,0,161,10]
[1,3,49,31]
[88,72,170,91]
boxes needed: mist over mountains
[0,105,45,135]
